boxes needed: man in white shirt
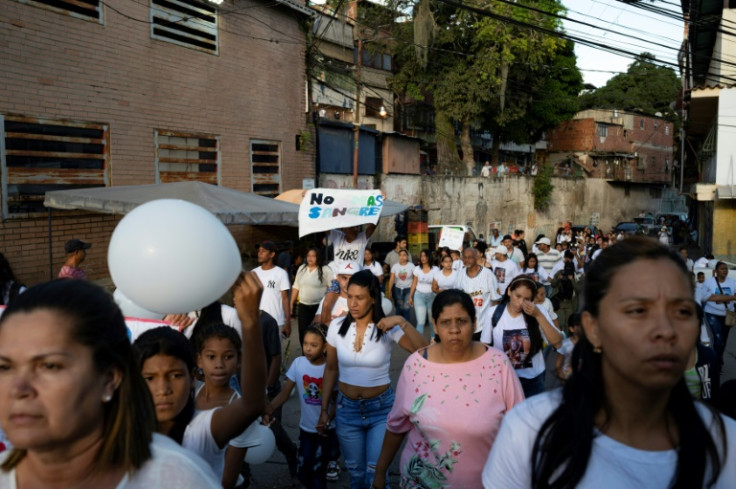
[328,224,376,270]
[491,245,520,296]
[252,241,291,337]
[480,161,492,178]
[454,247,500,340]
[535,237,561,274]
[679,247,694,272]
[503,234,525,269]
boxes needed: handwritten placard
[438,226,464,251]
[299,189,384,237]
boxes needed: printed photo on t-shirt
[528,272,540,283]
[502,328,532,370]
[397,268,411,282]
[494,267,506,284]
[302,374,323,405]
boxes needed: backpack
[488,302,507,347]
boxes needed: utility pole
[353,39,362,189]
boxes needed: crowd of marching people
[0,218,735,489]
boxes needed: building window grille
[151,0,218,54]
[155,130,219,184]
[251,140,281,197]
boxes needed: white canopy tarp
[43,181,301,226]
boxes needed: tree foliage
[380,0,582,173]
[579,53,680,117]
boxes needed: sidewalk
[248,320,411,489]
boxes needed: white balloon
[244,424,276,464]
[381,294,393,316]
[113,289,162,320]
[108,199,241,314]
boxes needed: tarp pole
[48,208,53,280]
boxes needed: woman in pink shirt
[373,289,524,489]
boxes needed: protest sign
[299,188,384,237]
[438,226,465,251]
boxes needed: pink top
[58,265,86,280]
[386,346,524,489]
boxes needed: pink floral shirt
[386,346,524,489]
[58,265,87,280]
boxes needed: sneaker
[326,461,340,482]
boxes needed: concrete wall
[321,174,663,243]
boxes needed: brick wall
[1,1,313,285]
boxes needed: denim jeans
[335,387,395,489]
[705,312,730,364]
[297,428,337,489]
[392,287,411,322]
[413,290,435,336]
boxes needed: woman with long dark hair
[482,236,735,488]
[316,270,427,489]
[291,247,333,345]
[480,275,562,398]
[0,253,25,306]
[0,279,219,487]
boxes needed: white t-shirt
[452,259,464,271]
[363,261,384,279]
[326,318,404,387]
[182,407,259,480]
[0,433,220,488]
[293,265,333,305]
[454,267,501,333]
[316,295,348,321]
[253,266,290,326]
[391,262,416,290]
[537,298,557,321]
[522,267,550,284]
[413,266,438,294]
[285,356,334,433]
[482,391,736,489]
[702,277,736,316]
[329,229,368,269]
[480,304,558,379]
[433,268,458,291]
[179,304,242,340]
[693,257,710,269]
[491,259,520,295]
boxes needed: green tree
[579,53,680,117]
[384,0,581,174]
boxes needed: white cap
[336,261,358,276]
[536,237,551,246]
[493,245,508,256]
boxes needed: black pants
[297,428,338,489]
[297,303,320,346]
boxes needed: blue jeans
[392,287,411,322]
[413,290,435,336]
[705,312,730,364]
[335,387,394,489]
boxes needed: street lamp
[379,105,388,132]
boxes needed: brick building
[546,109,674,184]
[1,0,314,285]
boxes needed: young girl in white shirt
[266,323,337,489]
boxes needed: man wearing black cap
[58,239,91,280]
[252,240,291,337]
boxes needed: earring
[593,346,602,354]
[102,393,113,403]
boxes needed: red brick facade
[546,110,674,183]
[1,1,314,285]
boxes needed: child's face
[697,274,705,284]
[303,332,326,363]
[197,337,239,388]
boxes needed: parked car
[613,221,644,236]
[634,217,658,236]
